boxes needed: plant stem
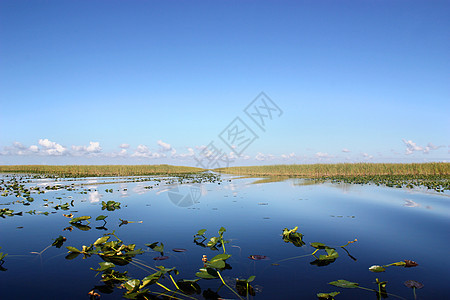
[273,252,317,264]
[169,274,180,290]
[217,270,244,300]
[156,282,172,292]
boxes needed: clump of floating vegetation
[0,164,204,178]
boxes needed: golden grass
[0,165,204,177]
[215,163,450,177]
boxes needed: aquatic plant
[0,247,7,271]
[404,280,424,300]
[101,200,121,211]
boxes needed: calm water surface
[0,174,448,299]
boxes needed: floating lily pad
[328,280,359,288]
[317,291,340,299]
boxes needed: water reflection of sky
[0,175,448,299]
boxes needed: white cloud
[119,143,130,149]
[38,139,67,156]
[157,140,172,152]
[342,148,351,153]
[281,152,296,159]
[362,152,374,160]
[315,152,333,158]
[131,144,164,158]
[172,147,195,159]
[255,152,274,161]
[72,141,102,155]
[29,145,39,153]
[402,139,443,155]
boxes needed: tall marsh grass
[0,165,204,177]
[215,163,449,177]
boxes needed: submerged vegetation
[0,164,204,177]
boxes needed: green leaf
[207,260,225,269]
[317,291,340,299]
[310,242,330,249]
[328,280,359,289]
[369,265,386,272]
[66,246,81,253]
[210,253,231,262]
[206,236,220,247]
[195,268,218,279]
[96,215,107,221]
[318,248,339,261]
[282,226,305,247]
[146,242,164,254]
[69,216,91,224]
[123,279,140,293]
[51,235,66,248]
[218,226,226,236]
[247,275,256,282]
[384,261,406,267]
[91,261,115,272]
[196,229,207,236]
[93,236,110,246]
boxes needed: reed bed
[215,163,449,177]
[0,165,204,177]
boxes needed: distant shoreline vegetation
[0,163,448,177]
[215,163,449,177]
[0,165,204,177]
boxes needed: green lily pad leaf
[195,268,218,279]
[311,242,331,249]
[282,226,305,247]
[52,235,66,248]
[66,246,81,253]
[207,260,225,269]
[96,215,107,221]
[317,291,340,299]
[206,236,220,247]
[197,229,207,236]
[69,216,91,224]
[328,280,359,288]
[124,279,140,292]
[318,248,339,261]
[145,242,164,254]
[369,265,386,272]
[91,261,115,272]
[210,253,231,262]
[218,226,226,236]
[93,236,110,246]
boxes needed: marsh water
[0,173,449,299]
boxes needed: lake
[0,173,448,299]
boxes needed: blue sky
[0,0,449,166]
